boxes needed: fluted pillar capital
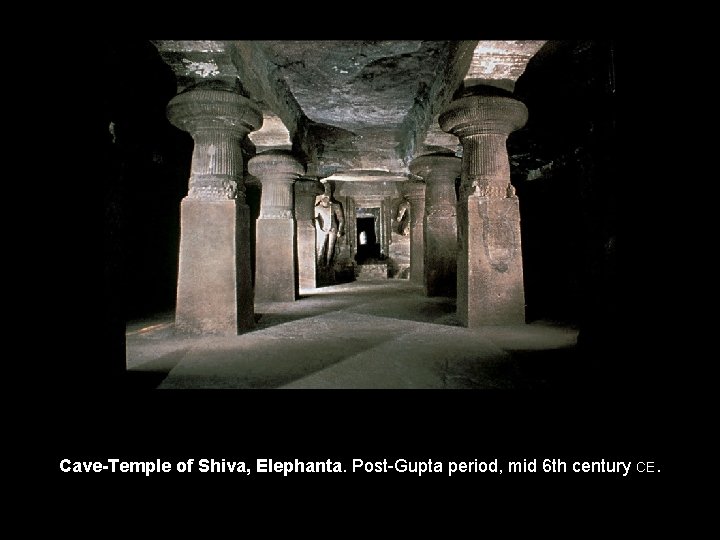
[249,151,305,219]
[410,153,459,219]
[439,90,527,201]
[167,87,263,137]
[409,152,462,181]
[167,85,263,202]
[248,151,305,180]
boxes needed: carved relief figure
[396,198,411,236]
[471,178,510,198]
[223,179,237,200]
[314,194,345,267]
[472,178,490,197]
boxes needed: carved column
[440,92,527,326]
[381,196,392,257]
[410,153,461,297]
[294,178,323,290]
[248,151,305,302]
[402,180,426,286]
[167,86,262,334]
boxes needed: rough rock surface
[155,40,484,178]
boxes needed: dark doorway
[356,217,380,263]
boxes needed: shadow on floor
[126,281,583,390]
[253,283,459,331]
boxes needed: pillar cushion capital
[167,87,263,136]
[439,95,527,138]
[410,152,462,180]
[247,151,305,179]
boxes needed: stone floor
[125,280,581,390]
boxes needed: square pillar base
[255,218,297,302]
[176,198,254,335]
[409,223,424,286]
[424,215,457,297]
[457,196,525,327]
[297,222,316,290]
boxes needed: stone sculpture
[396,198,411,236]
[314,194,345,267]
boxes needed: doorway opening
[356,217,380,263]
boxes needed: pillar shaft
[295,179,323,290]
[411,153,461,296]
[381,197,392,257]
[440,93,528,326]
[402,181,426,286]
[248,152,305,302]
[167,86,262,334]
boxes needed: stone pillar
[402,180,426,286]
[381,196,392,257]
[248,151,305,302]
[167,86,262,334]
[410,153,461,297]
[294,178,323,290]
[439,93,527,326]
